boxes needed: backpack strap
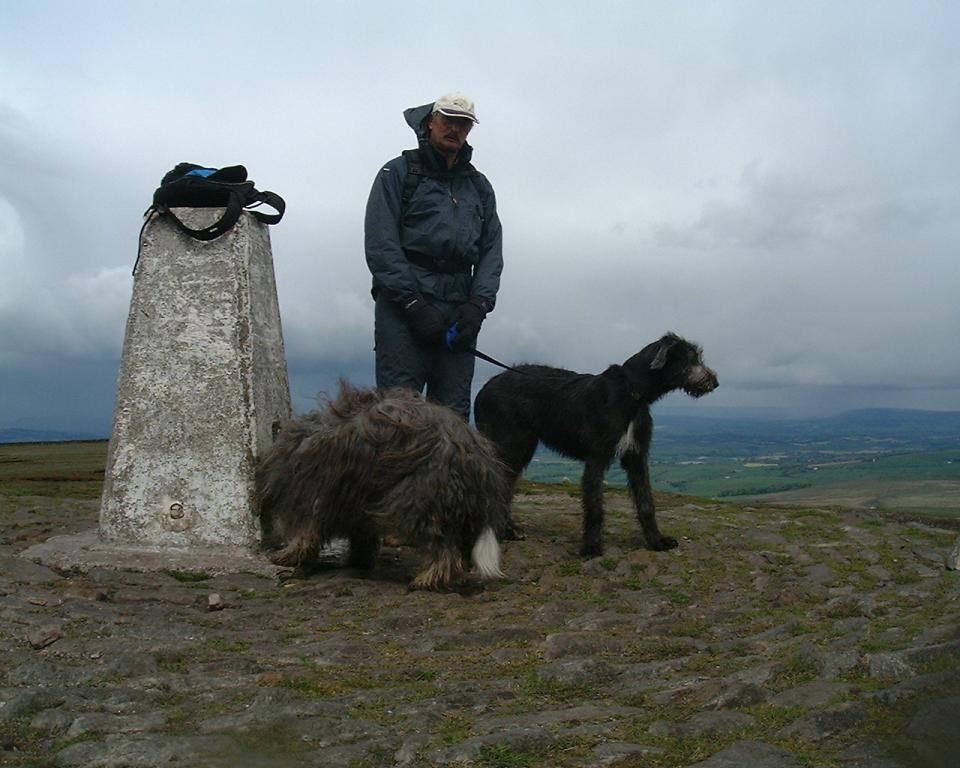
[245,189,285,225]
[469,169,494,226]
[399,148,493,224]
[400,149,425,216]
[155,188,247,241]
[134,172,287,275]
[132,197,245,275]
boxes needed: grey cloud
[2,1,959,435]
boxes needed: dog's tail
[471,526,504,580]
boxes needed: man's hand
[403,297,446,345]
[450,297,489,350]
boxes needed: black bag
[150,162,285,240]
[135,163,286,274]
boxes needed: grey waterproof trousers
[374,294,476,419]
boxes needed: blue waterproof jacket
[364,102,503,309]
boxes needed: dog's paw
[650,536,679,551]
[580,541,604,558]
[502,523,526,541]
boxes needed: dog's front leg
[580,459,607,557]
[621,449,678,551]
[346,515,381,569]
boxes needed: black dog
[474,333,718,556]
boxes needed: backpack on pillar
[135,162,286,274]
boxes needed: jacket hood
[403,102,435,139]
[403,102,474,165]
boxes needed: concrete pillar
[99,209,291,550]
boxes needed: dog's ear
[650,335,679,370]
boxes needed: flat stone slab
[18,528,283,577]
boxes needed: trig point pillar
[99,209,291,551]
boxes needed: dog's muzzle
[683,365,719,397]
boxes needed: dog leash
[445,324,527,374]
[470,347,528,375]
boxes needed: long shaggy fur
[474,332,718,556]
[256,384,510,590]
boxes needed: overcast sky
[2,1,958,434]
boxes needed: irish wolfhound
[474,333,718,556]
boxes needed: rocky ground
[1,488,959,767]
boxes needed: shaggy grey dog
[256,384,509,590]
[475,333,718,556]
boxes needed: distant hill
[0,428,105,445]
[650,407,960,460]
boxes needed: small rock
[27,623,62,649]
[804,563,835,586]
[207,593,225,611]
[946,537,960,571]
[866,652,915,681]
[709,682,768,709]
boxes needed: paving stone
[902,694,960,768]
[0,689,65,722]
[53,733,240,767]
[650,710,755,738]
[428,725,556,764]
[66,711,168,738]
[835,740,907,767]
[592,741,665,764]
[707,681,768,709]
[771,680,852,709]
[867,669,960,706]
[0,556,64,584]
[686,740,804,767]
[537,658,619,686]
[779,701,868,742]
[30,706,74,733]
[543,631,623,659]
[865,651,916,681]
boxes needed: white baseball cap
[433,92,479,124]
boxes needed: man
[364,92,503,419]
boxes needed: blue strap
[445,323,459,351]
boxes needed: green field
[0,440,108,499]
[524,448,960,519]
[2,436,958,521]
